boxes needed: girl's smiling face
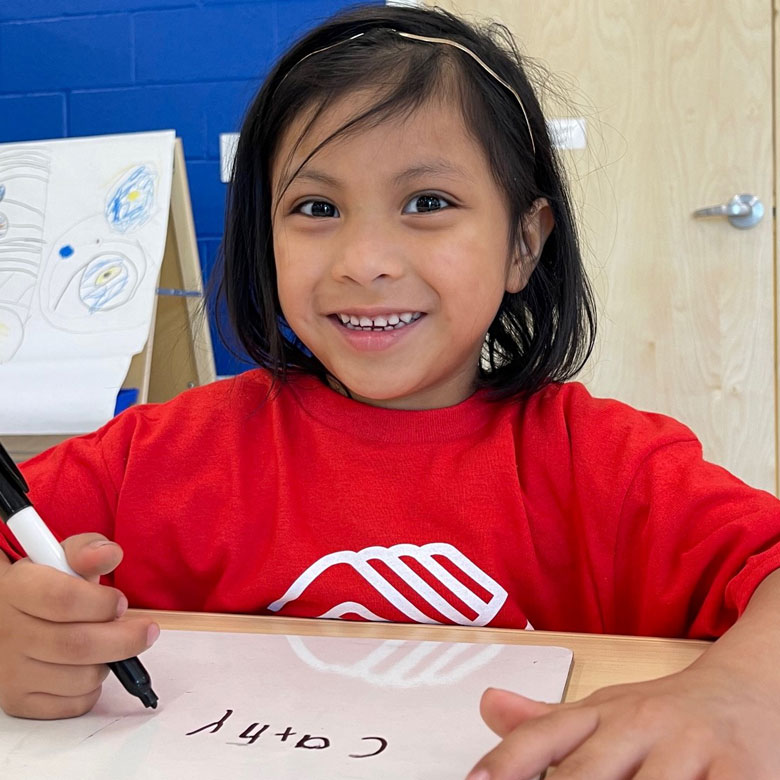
[271,93,549,409]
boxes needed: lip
[328,313,426,352]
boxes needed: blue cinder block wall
[0,0,381,375]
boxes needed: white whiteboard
[0,130,175,435]
[0,629,573,779]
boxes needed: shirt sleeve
[612,436,780,639]
[0,410,140,562]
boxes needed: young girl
[1,4,780,778]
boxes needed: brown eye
[403,193,451,214]
[297,200,339,218]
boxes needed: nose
[330,217,405,286]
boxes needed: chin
[339,376,423,407]
[352,384,415,404]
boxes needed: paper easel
[5,139,216,462]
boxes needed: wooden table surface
[130,609,710,702]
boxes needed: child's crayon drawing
[0,131,175,435]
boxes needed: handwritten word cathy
[186,709,388,759]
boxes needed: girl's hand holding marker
[0,442,158,718]
[0,528,158,719]
[2,4,780,778]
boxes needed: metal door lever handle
[692,193,763,229]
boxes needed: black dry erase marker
[0,440,158,709]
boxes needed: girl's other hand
[465,665,780,779]
[0,533,158,719]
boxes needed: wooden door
[434,0,776,492]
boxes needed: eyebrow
[285,159,472,192]
[391,160,472,187]
[289,168,341,188]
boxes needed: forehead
[271,90,488,191]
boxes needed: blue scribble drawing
[79,253,136,313]
[0,147,50,362]
[105,165,156,233]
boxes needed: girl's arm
[466,567,780,780]
[692,564,780,680]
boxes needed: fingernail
[89,540,115,549]
[466,771,490,780]
[116,594,128,618]
[147,624,160,647]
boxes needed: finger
[61,534,124,582]
[21,657,110,698]
[19,614,159,665]
[7,559,127,623]
[2,688,103,720]
[466,706,599,780]
[480,688,556,737]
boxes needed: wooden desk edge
[129,609,710,702]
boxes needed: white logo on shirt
[267,542,513,627]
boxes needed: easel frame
[6,139,216,462]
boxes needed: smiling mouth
[332,312,424,332]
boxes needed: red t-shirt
[3,370,780,639]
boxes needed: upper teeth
[337,312,422,329]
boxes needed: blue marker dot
[59,244,74,258]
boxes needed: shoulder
[513,382,701,483]
[104,368,274,437]
[507,383,715,556]
[136,368,272,418]
[20,370,280,499]
[24,369,276,473]
[523,381,698,445]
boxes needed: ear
[505,198,554,294]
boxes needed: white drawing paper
[0,130,176,434]
[0,629,573,780]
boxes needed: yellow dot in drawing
[96,266,121,285]
[0,323,8,339]
[128,189,140,201]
